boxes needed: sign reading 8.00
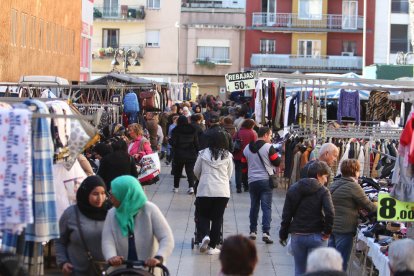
[377,193,414,222]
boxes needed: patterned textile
[367,90,393,122]
[24,99,59,242]
[0,109,33,234]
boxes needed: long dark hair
[209,131,229,160]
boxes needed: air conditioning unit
[341,52,354,56]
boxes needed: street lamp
[111,48,140,73]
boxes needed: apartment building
[0,0,81,82]
[245,0,375,74]
[92,0,180,77]
[374,0,412,65]
[180,0,246,96]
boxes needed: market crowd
[55,94,414,276]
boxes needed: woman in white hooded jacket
[194,131,234,255]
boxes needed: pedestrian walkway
[143,164,294,276]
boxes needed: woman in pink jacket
[127,123,153,162]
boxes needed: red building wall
[327,33,363,56]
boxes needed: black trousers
[173,160,195,188]
[196,197,229,248]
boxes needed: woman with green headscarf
[102,175,174,269]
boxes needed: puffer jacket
[330,177,377,234]
[170,124,199,162]
[193,149,233,198]
[279,178,334,241]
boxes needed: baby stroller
[102,260,169,276]
[190,195,224,250]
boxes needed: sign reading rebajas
[225,71,256,92]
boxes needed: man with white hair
[388,239,414,276]
[300,142,339,186]
[304,247,347,276]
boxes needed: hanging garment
[24,99,59,242]
[367,90,393,122]
[337,89,360,124]
[254,80,263,125]
[0,108,33,234]
[357,146,365,176]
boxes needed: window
[390,24,410,53]
[21,13,27,47]
[342,1,358,29]
[299,0,322,20]
[103,0,119,17]
[298,40,321,57]
[260,39,275,54]
[10,9,18,46]
[147,0,160,9]
[391,0,409,13]
[29,16,36,49]
[102,29,119,48]
[38,19,44,50]
[197,46,230,63]
[146,30,160,47]
[342,40,356,54]
[46,22,51,51]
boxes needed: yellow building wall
[291,0,328,28]
[0,0,81,82]
[291,33,327,55]
[292,0,328,14]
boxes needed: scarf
[76,175,109,221]
[111,175,147,236]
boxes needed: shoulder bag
[75,207,106,276]
[256,148,278,189]
[233,131,242,151]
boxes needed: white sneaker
[187,187,194,194]
[172,188,178,193]
[207,248,221,255]
[200,236,210,253]
[249,232,257,240]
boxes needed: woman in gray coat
[328,159,377,272]
[55,176,109,275]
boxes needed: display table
[356,231,390,276]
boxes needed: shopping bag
[286,236,293,256]
[137,153,161,185]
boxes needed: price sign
[225,71,256,92]
[377,193,414,222]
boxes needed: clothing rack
[0,97,95,121]
[370,147,397,161]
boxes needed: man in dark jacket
[279,160,334,276]
[170,115,199,194]
[200,115,234,152]
[242,127,281,244]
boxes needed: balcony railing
[94,5,145,20]
[252,13,363,31]
[182,0,244,9]
[250,54,362,70]
[195,57,232,64]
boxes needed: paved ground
[144,164,294,276]
[45,163,294,275]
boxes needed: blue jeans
[291,233,328,276]
[328,232,354,271]
[249,179,272,233]
[234,160,245,190]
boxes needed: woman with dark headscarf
[55,176,109,275]
[194,131,233,255]
[102,176,174,270]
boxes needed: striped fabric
[24,99,59,242]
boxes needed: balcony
[250,54,362,73]
[181,0,244,9]
[94,5,145,21]
[251,13,363,32]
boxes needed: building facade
[81,0,94,81]
[0,0,81,82]
[92,0,181,78]
[179,0,246,97]
[373,0,412,65]
[245,0,375,74]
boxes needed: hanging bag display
[139,91,156,110]
[233,130,243,151]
